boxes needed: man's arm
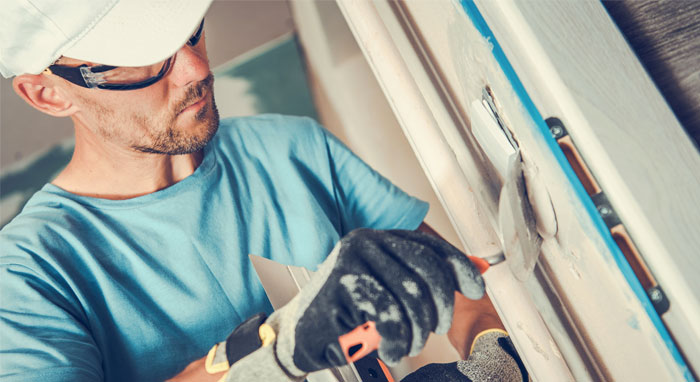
[0,255,104,381]
[167,357,223,382]
[169,228,488,381]
[168,225,505,381]
[416,222,505,359]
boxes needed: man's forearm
[169,225,499,380]
[448,292,505,359]
[167,355,225,382]
[167,341,301,382]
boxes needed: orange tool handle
[468,255,491,274]
[338,321,381,363]
[338,255,491,364]
[337,321,394,381]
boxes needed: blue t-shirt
[0,115,428,381]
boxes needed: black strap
[224,312,268,366]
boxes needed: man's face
[55,31,219,155]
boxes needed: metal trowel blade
[498,149,542,281]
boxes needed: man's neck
[52,125,203,200]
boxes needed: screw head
[597,205,613,217]
[550,125,564,139]
[649,288,663,302]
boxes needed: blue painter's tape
[457,0,692,379]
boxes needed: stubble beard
[131,73,220,155]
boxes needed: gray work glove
[400,330,529,382]
[265,228,485,378]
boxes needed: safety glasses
[45,20,205,91]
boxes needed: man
[0,1,523,381]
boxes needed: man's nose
[168,43,210,87]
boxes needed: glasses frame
[45,20,205,91]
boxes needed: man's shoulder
[219,113,319,128]
[215,114,325,146]
[208,114,330,168]
[1,190,84,263]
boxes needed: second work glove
[266,228,486,378]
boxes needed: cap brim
[62,0,214,67]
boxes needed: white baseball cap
[0,0,214,78]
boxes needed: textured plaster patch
[517,321,549,360]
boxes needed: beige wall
[0,0,294,171]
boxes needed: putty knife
[470,90,542,281]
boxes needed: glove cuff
[459,330,529,382]
[203,312,272,376]
[204,312,304,382]
[468,328,508,355]
[224,312,268,366]
[265,306,308,378]
[225,340,305,381]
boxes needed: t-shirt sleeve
[0,254,102,382]
[318,122,429,233]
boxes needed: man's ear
[12,74,79,117]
